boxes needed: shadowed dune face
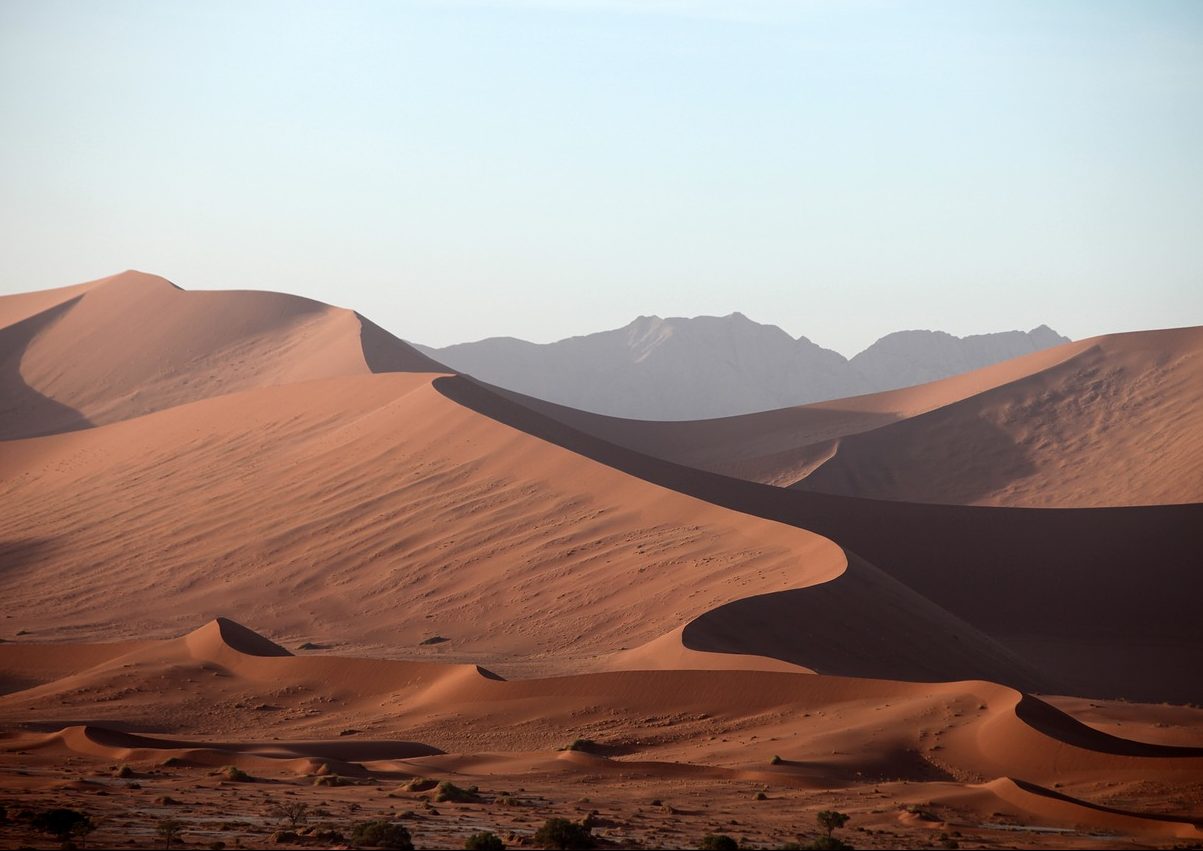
[435,375,1203,702]
[797,328,1203,507]
[0,297,94,439]
[0,270,448,439]
[2,621,1202,842]
[0,371,859,675]
[488,337,1096,486]
[501,328,1203,508]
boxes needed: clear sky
[2,0,1201,356]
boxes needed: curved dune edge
[495,326,1203,508]
[3,370,917,681]
[0,270,449,440]
[484,335,1098,482]
[6,619,1203,838]
[599,625,816,674]
[931,777,1203,839]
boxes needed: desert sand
[1,272,1199,849]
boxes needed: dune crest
[183,618,293,661]
[0,270,447,439]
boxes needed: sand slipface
[0,273,1200,850]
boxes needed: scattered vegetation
[464,831,506,850]
[156,817,186,851]
[533,817,595,850]
[801,838,853,850]
[560,738,597,752]
[769,754,783,765]
[405,776,439,792]
[221,765,253,782]
[754,791,768,801]
[816,810,850,837]
[434,781,481,803]
[113,763,135,778]
[313,774,347,786]
[32,808,94,847]
[268,800,310,829]
[351,819,414,850]
[698,834,739,850]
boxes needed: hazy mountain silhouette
[419,315,1070,419]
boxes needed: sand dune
[3,622,1201,842]
[0,369,1043,689]
[437,374,1203,703]
[497,328,1203,508]
[0,270,444,439]
[798,327,1203,506]
[1,273,1200,848]
[490,337,1096,485]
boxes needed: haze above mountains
[420,315,1070,419]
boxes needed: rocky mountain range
[418,314,1070,419]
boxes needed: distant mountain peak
[422,315,1070,419]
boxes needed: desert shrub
[269,800,310,829]
[698,835,739,850]
[754,791,767,801]
[561,738,597,752]
[222,765,253,782]
[113,764,135,778]
[313,774,346,787]
[803,838,853,850]
[404,776,438,792]
[464,831,506,850]
[157,817,186,851]
[816,810,849,836]
[32,808,93,844]
[351,819,414,850]
[533,817,594,850]
[769,754,783,765]
[434,781,480,803]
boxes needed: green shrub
[404,776,438,792]
[533,817,594,849]
[698,835,739,850]
[434,781,481,803]
[465,831,506,850]
[816,810,849,836]
[222,765,253,782]
[351,819,414,850]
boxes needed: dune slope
[0,369,1037,687]
[0,270,445,439]
[436,375,1203,702]
[2,622,1200,841]
[798,327,1203,506]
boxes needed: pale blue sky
[2,0,1201,355]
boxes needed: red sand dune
[2,620,1201,841]
[436,374,1203,703]
[2,274,1200,703]
[496,327,1203,508]
[1,273,1200,848]
[0,270,443,439]
[0,368,1038,689]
